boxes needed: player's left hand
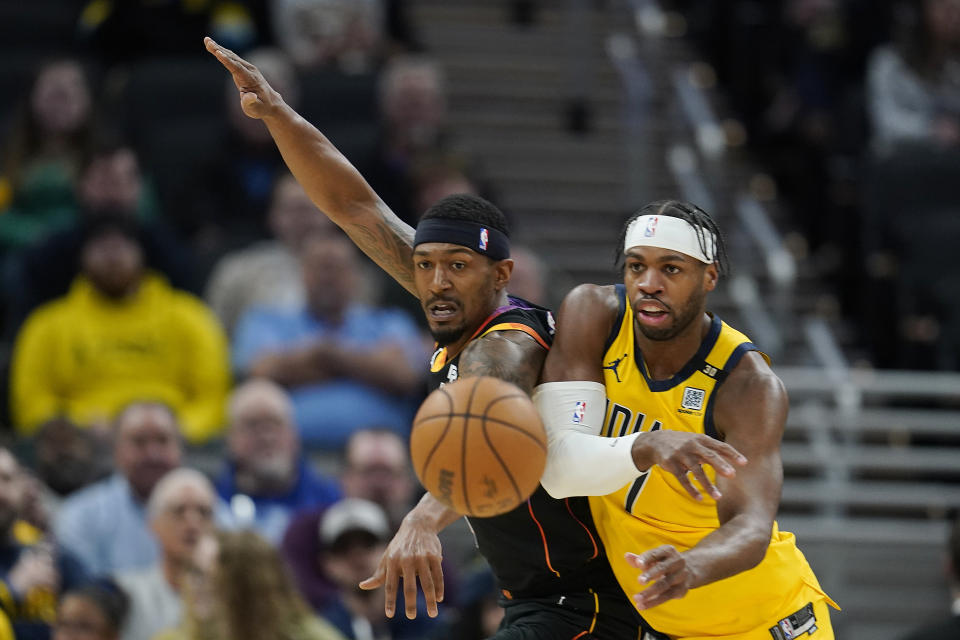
[626,546,695,610]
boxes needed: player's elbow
[739,521,775,571]
[539,473,576,500]
[538,455,577,499]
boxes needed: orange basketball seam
[460,377,483,516]
[479,405,523,505]
[419,387,454,483]
[413,413,547,451]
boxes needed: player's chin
[636,318,677,341]
[429,323,466,347]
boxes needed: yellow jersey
[590,285,836,638]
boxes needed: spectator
[159,530,346,640]
[0,59,95,250]
[282,428,413,613]
[340,429,415,530]
[232,232,425,450]
[32,418,108,508]
[899,514,960,639]
[53,579,129,640]
[507,245,548,307]
[176,48,300,264]
[7,140,192,335]
[53,403,187,576]
[215,379,340,543]
[868,0,960,153]
[205,173,335,337]
[115,469,217,640]
[317,499,441,639]
[379,56,447,163]
[272,0,385,72]
[0,447,88,640]
[10,214,230,443]
[362,56,450,226]
[77,0,261,65]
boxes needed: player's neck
[442,291,512,358]
[636,312,712,380]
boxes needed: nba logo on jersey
[479,228,489,250]
[572,401,586,424]
[769,603,818,640]
[644,216,658,237]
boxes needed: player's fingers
[430,557,445,603]
[707,439,748,468]
[204,38,241,72]
[634,546,672,577]
[689,464,722,500]
[382,560,399,618]
[674,469,704,501]
[358,567,384,590]
[416,558,439,618]
[634,581,686,610]
[694,447,736,478]
[401,562,420,619]
[624,552,644,569]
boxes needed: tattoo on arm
[459,332,546,395]
[345,215,417,295]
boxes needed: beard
[635,289,706,342]
[429,323,467,347]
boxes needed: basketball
[410,376,547,517]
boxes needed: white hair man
[115,468,219,640]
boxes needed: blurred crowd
[0,1,527,638]
[672,0,960,369]
[0,0,957,636]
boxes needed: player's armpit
[458,330,546,395]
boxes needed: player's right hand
[359,515,445,619]
[631,430,748,501]
[204,36,279,120]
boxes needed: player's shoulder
[722,350,786,403]
[555,283,622,337]
[560,283,621,317]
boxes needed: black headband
[413,219,510,260]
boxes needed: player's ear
[494,258,514,292]
[703,262,718,292]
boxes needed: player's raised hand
[359,516,445,619]
[204,36,280,119]
[631,430,747,501]
[626,547,693,610]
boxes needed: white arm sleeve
[532,381,643,499]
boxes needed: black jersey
[427,296,617,597]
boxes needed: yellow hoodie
[11,272,230,443]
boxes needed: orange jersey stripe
[526,499,560,577]
[564,498,598,560]
[480,322,550,349]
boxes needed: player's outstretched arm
[357,329,547,620]
[536,284,746,500]
[359,492,461,619]
[204,37,417,296]
[627,353,786,610]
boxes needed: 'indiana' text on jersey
[589,285,838,637]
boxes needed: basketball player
[534,201,839,639]
[206,39,747,639]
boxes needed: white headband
[623,214,716,264]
